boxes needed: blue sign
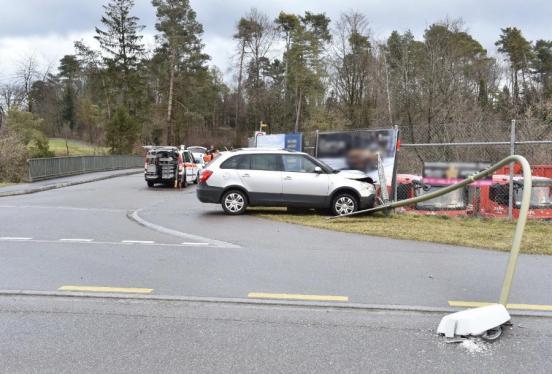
[285,133,302,151]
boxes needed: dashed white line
[59,238,93,242]
[0,238,215,248]
[121,240,155,244]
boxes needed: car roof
[229,148,301,154]
[147,146,178,152]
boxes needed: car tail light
[199,170,213,184]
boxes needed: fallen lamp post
[331,155,533,341]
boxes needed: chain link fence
[396,120,552,220]
[302,120,552,220]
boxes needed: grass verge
[250,208,552,255]
[48,138,109,156]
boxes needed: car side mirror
[314,166,322,174]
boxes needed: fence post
[508,120,516,220]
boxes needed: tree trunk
[294,86,302,133]
[166,54,176,145]
[235,42,245,145]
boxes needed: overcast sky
[0,0,550,83]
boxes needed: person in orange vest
[203,145,216,163]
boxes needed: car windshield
[188,147,206,154]
[415,186,466,210]
[514,186,552,208]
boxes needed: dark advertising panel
[316,128,398,183]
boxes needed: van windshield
[415,186,466,210]
[515,186,552,208]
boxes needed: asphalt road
[1,173,552,372]
[1,173,550,307]
[1,294,551,374]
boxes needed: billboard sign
[316,128,398,183]
[255,133,303,151]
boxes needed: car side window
[220,155,250,170]
[183,152,191,163]
[250,154,282,171]
[283,155,318,173]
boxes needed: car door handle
[241,173,250,178]
[284,176,292,181]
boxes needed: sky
[0,0,550,84]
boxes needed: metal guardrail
[27,155,143,181]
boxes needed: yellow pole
[331,155,533,308]
[499,156,531,305]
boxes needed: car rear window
[220,155,249,170]
[220,154,282,171]
[250,154,282,171]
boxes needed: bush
[4,109,55,159]
[28,132,55,158]
[0,130,29,183]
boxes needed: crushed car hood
[337,170,374,183]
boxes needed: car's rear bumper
[196,184,224,203]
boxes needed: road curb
[0,169,142,197]
[1,289,551,318]
[128,208,241,248]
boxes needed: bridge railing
[27,155,143,181]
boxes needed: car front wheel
[221,190,248,215]
[331,193,358,216]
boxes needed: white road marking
[129,209,240,248]
[0,237,32,241]
[181,242,209,246]
[121,240,155,244]
[59,238,93,242]
[0,238,220,248]
[0,205,125,213]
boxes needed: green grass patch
[0,182,15,187]
[48,138,109,156]
[249,208,552,255]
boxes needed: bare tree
[233,8,275,137]
[0,83,25,112]
[331,11,373,126]
[15,54,41,112]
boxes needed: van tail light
[199,170,213,184]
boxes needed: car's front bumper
[359,195,375,210]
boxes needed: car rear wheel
[331,193,358,216]
[147,181,154,188]
[221,190,248,215]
